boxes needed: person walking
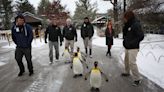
[11,15,34,76]
[121,11,144,86]
[105,20,114,57]
[45,18,63,64]
[63,18,77,54]
[81,17,94,58]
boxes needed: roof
[92,16,109,24]
[23,12,43,22]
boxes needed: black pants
[15,47,33,73]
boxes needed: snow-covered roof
[92,16,108,24]
[23,12,43,21]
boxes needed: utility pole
[124,0,126,12]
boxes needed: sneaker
[18,72,24,77]
[29,72,34,76]
[121,73,130,77]
[55,59,60,62]
[95,88,100,92]
[49,61,53,65]
[132,80,141,86]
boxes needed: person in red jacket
[105,20,114,57]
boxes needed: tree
[0,0,13,29]
[15,0,35,14]
[73,0,97,25]
[37,0,69,26]
[127,0,164,33]
[37,0,51,15]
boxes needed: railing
[0,30,45,46]
[120,42,164,63]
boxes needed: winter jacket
[45,25,63,43]
[105,28,114,45]
[123,18,144,49]
[81,22,94,39]
[63,25,77,40]
[11,24,33,48]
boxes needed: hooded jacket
[81,22,94,39]
[11,24,33,48]
[123,18,144,49]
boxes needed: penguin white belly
[90,70,102,88]
[64,52,71,62]
[73,59,83,75]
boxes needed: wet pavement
[0,33,164,92]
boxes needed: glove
[60,42,62,46]
[106,79,108,82]
[45,40,47,44]
[75,38,77,42]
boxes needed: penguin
[72,52,88,78]
[77,47,86,62]
[62,47,71,63]
[85,61,108,92]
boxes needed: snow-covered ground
[93,33,164,89]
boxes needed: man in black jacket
[121,11,144,86]
[45,18,63,64]
[63,18,77,54]
[81,17,94,58]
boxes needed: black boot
[106,47,110,56]
[109,50,111,57]
[85,48,88,56]
[106,51,109,56]
[89,49,92,58]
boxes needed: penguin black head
[77,47,80,52]
[94,61,98,68]
[74,52,78,57]
[65,47,68,49]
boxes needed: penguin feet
[73,75,78,78]
[73,74,83,78]
[95,88,100,92]
[90,87,100,92]
[70,65,72,69]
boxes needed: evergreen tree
[73,0,97,25]
[15,0,35,14]
[0,0,13,29]
[37,0,51,15]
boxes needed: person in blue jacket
[11,15,34,77]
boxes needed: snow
[93,33,164,89]
[1,38,45,49]
[0,62,6,66]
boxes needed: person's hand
[60,42,62,46]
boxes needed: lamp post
[124,0,126,12]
